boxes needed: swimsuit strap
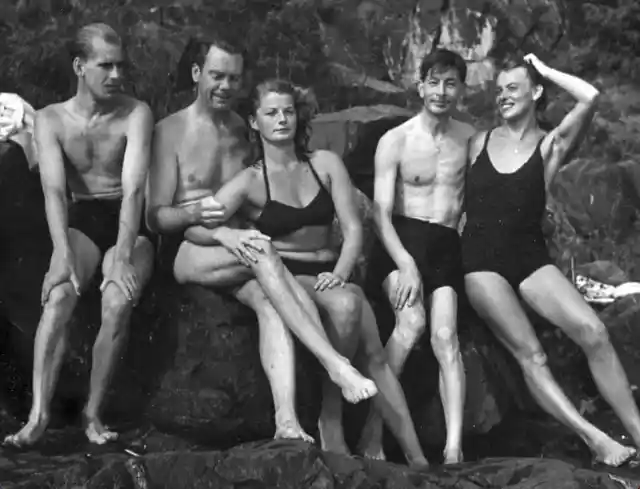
[260,160,272,201]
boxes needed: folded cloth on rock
[575,274,640,305]
[0,93,37,169]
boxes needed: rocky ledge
[2,436,639,489]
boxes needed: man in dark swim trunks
[4,23,155,447]
[360,49,475,465]
[147,35,377,445]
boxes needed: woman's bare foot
[443,447,464,465]
[85,417,119,445]
[318,417,350,455]
[589,434,636,467]
[274,420,315,443]
[3,414,49,448]
[328,362,378,404]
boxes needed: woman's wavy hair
[245,79,319,165]
[496,55,553,131]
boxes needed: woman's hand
[314,271,346,292]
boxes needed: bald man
[3,23,155,448]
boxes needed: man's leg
[293,276,361,454]
[466,271,635,467]
[84,236,154,444]
[4,229,100,447]
[429,287,465,464]
[353,287,428,468]
[521,265,640,451]
[234,279,313,442]
[359,270,426,460]
[174,240,377,404]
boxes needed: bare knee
[575,320,610,355]
[46,282,78,309]
[430,326,460,364]
[101,285,131,328]
[325,287,361,333]
[393,303,426,346]
[516,347,548,375]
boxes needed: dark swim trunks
[366,215,464,297]
[68,198,155,255]
[281,258,336,277]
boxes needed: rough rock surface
[1,437,638,489]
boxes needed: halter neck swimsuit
[461,129,551,289]
[254,160,336,276]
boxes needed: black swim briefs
[68,198,155,255]
[366,215,464,297]
[281,258,337,277]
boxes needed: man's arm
[372,131,415,270]
[146,118,195,234]
[114,102,154,261]
[321,150,362,281]
[35,108,70,254]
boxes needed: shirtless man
[147,35,377,443]
[359,49,474,465]
[3,23,155,447]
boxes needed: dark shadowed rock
[1,438,637,489]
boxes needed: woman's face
[495,66,542,122]
[251,91,297,144]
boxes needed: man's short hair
[67,23,122,61]
[419,49,467,83]
[173,32,247,91]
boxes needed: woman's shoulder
[310,149,344,171]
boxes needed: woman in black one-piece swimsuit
[187,79,428,468]
[462,54,640,466]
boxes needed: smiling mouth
[500,102,515,110]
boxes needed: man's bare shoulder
[378,120,410,152]
[452,119,477,141]
[154,107,190,146]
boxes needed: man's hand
[524,53,550,77]
[41,250,81,305]
[394,262,422,310]
[101,258,138,302]
[184,197,227,229]
[216,228,272,267]
[314,272,346,292]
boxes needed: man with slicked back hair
[4,23,155,448]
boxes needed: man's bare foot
[589,435,636,467]
[328,362,378,404]
[274,420,315,443]
[408,456,430,470]
[2,415,49,448]
[318,418,350,455]
[443,447,464,465]
[362,446,386,461]
[85,417,119,445]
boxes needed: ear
[417,81,425,99]
[532,84,544,102]
[72,57,84,77]
[248,115,258,131]
[191,63,201,84]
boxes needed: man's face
[192,45,244,110]
[418,67,464,116]
[77,38,125,100]
[495,67,541,121]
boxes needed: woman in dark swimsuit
[186,79,428,467]
[462,53,640,466]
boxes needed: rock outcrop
[2,437,638,489]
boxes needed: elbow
[146,206,163,234]
[585,88,600,107]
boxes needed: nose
[219,77,231,91]
[275,110,288,124]
[109,65,122,81]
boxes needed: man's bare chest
[399,142,467,186]
[60,121,127,175]
[177,136,245,191]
